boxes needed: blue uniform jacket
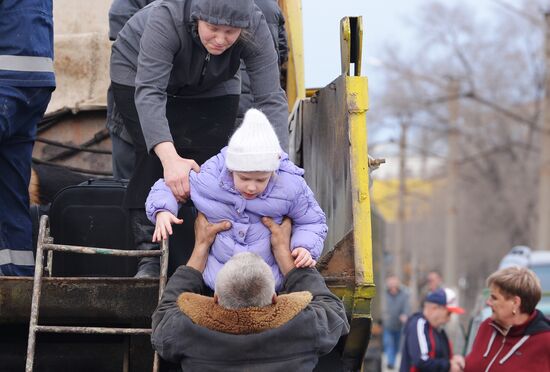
[0,0,56,87]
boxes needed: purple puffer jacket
[146,147,327,290]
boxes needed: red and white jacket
[465,310,550,372]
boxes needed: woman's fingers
[182,176,190,197]
[175,178,186,199]
[181,159,199,197]
[166,180,181,200]
[163,156,197,199]
[189,160,200,173]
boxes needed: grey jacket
[110,0,289,152]
[383,286,411,331]
[151,266,350,371]
[106,0,156,143]
[108,0,156,41]
[238,0,287,120]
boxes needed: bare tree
[369,0,546,311]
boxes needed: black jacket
[400,312,452,372]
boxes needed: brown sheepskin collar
[177,291,312,334]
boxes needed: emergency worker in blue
[0,0,56,276]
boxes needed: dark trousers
[0,86,52,276]
[111,82,239,268]
[106,84,135,180]
[110,130,135,180]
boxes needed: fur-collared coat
[151,266,350,371]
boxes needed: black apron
[112,82,239,209]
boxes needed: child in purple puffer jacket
[145,109,327,290]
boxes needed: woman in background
[464,266,550,371]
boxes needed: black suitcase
[49,178,136,277]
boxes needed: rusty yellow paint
[305,87,319,97]
[340,18,351,76]
[355,17,363,76]
[340,16,363,77]
[279,0,305,109]
[346,76,374,287]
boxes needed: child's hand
[152,211,183,242]
[291,247,316,268]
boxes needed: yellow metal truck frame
[281,2,376,368]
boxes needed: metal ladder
[25,215,169,372]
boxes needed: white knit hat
[225,109,282,172]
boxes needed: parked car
[529,250,550,291]
[464,247,550,354]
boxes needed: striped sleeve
[404,316,451,371]
[416,318,430,361]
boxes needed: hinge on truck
[340,16,363,77]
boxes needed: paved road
[381,353,401,372]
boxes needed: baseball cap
[425,288,465,314]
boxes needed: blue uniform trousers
[0,85,52,276]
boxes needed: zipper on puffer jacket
[485,336,506,372]
[198,53,211,85]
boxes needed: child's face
[232,171,272,200]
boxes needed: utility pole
[394,121,408,279]
[445,80,459,287]
[409,201,420,308]
[537,12,550,251]
[410,128,429,308]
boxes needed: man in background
[420,270,444,306]
[400,288,465,372]
[383,275,410,370]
